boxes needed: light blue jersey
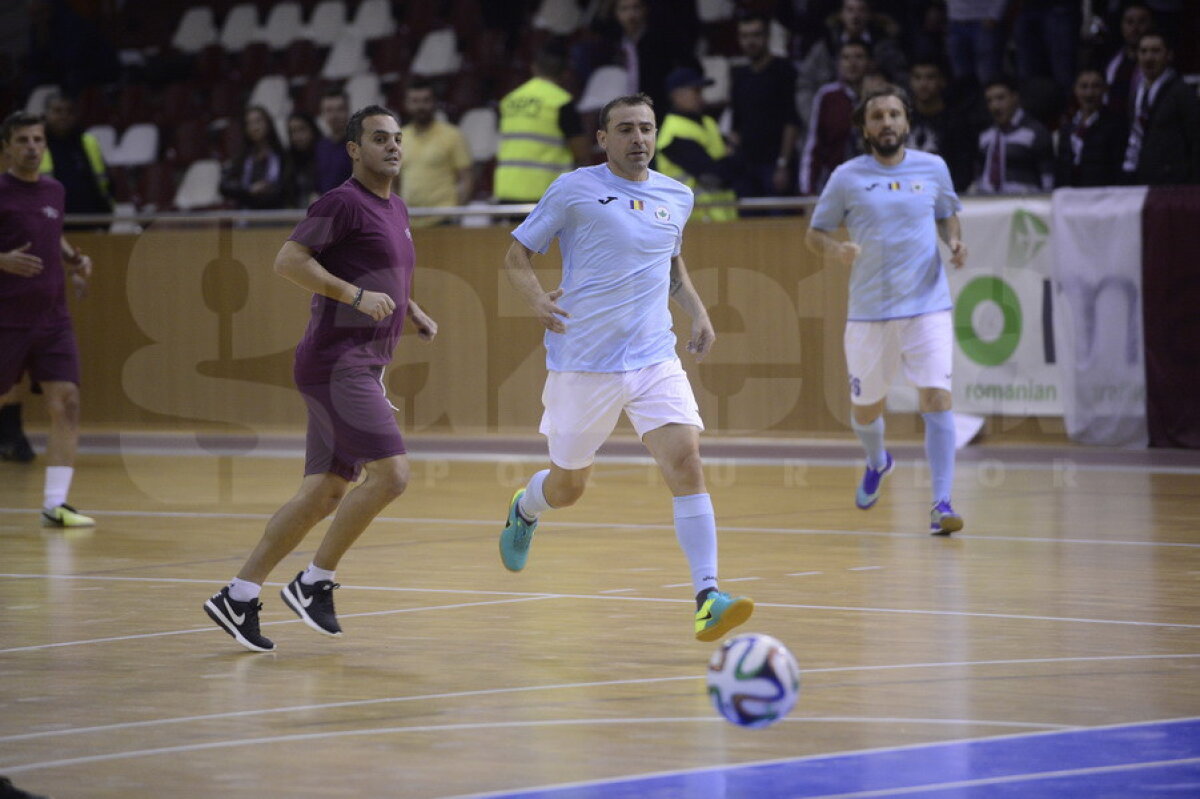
[809,150,962,321]
[514,163,694,372]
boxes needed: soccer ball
[706,633,800,729]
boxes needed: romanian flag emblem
[887,181,901,191]
[629,200,645,210]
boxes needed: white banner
[1050,187,1148,447]
[889,198,1064,417]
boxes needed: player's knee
[47,387,81,424]
[374,462,409,499]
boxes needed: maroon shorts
[0,318,80,395]
[298,366,406,482]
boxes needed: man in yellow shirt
[398,79,474,227]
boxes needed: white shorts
[844,310,953,406]
[539,358,704,469]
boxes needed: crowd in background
[3,0,1198,218]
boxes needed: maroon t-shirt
[289,178,414,384]
[0,173,68,327]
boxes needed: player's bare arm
[804,226,861,266]
[668,254,715,362]
[0,242,43,277]
[274,239,395,322]
[937,214,967,268]
[503,239,569,334]
[61,235,92,298]
[407,299,438,341]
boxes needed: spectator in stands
[907,59,975,191]
[494,39,591,206]
[970,75,1055,194]
[1054,68,1127,187]
[1121,31,1200,185]
[38,91,112,217]
[398,78,474,227]
[314,89,352,195]
[220,105,288,209]
[286,112,320,209]
[800,39,871,196]
[796,0,906,133]
[584,0,701,119]
[1104,3,1153,123]
[945,0,1007,93]
[1012,0,1080,92]
[728,12,801,200]
[656,67,738,222]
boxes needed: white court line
[3,573,1198,655]
[789,571,824,577]
[781,757,1200,799]
[848,566,882,572]
[0,716,1082,775]
[2,653,1194,745]
[0,594,555,654]
[3,507,1197,549]
[445,715,1200,799]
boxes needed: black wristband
[351,287,364,308]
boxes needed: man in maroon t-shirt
[204,105,438,653]
[0,111,95,527]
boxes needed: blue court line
[473,717,1200,799]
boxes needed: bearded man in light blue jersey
[497,93,754,642]
[806,85,969,535]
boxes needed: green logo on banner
[955,276,1022,366]
[1008,209,1049,269]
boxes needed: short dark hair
[736,12,771,30]
[597,93,654,131]
[852,84,912,129]
[1136,30,1171,50]
[406,76,436,95]
[983,74,1020,94]
[1,111,43,144]
[320,88,349,105]
[345,104,401,144]
[837,38,871,58]
[535,37,569,77]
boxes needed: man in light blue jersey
[497,93,754,642]
[806,85,969,535]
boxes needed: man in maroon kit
[204,105,438,652]
[0,111,95,527]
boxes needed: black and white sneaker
[281,572,342,636]
[203,586,275,652]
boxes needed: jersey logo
[911,182,924,193]
[655,206,670,221]
[887,181,901,191]
[629,200,645,211]
[42,205,59,219]
[597,196,618,204]
[865,183,880,191]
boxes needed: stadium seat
[85,124,119,163]
[532,0,582,34]
[369,33,414,84]
[698,0,735,23]
[24,84,57,114]
[248,75,293,121]
[172,7,218,54]
[109,202,143,234]
[349,0,396,39]
[345,73,384,113]
[458,107,498,161]
[701,55,731,107]
[168,118,211,166]
[576,65,628,113]
[219,3,261,52]
[282,39,321,80]
[306,0,347,47]
[260,2,305,51]
[410,28,462,77]
[134,162,176,211]
[173,159,224,211]
[321,32,369,80]
[236,42,275,85]
[109,123,160,168]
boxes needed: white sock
[301,562,336,585]
[43,466,73,510]
[673,493,719,595]
[228,578,261,602]
[517,469,552,520]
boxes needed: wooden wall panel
[21,219,1060,441]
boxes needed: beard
[865,130,907,156]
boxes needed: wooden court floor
[2,438,1199,798]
